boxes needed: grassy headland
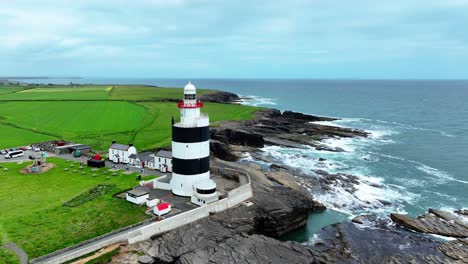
[0,84,259,150]
[0,83,260,259]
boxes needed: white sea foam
[260,144,416,215]
[370,152,467,185]
[256,115,462,217]
[416,164,468,184]
[304,234,322,245]
[238,95,277,106]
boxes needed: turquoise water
[15,78,468,240]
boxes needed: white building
[109,142,137,164]
[154,150,172,172]
[169,82,218,205]
[191,179,219,206]
[126,189,149,205]
[154,202,171,216]
[137,152,154,168]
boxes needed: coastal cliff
[112,91,466,264]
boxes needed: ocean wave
[238,95,277,106]
[416,164,468,184]
[362,118,455,138]
[317,117,455,138]
[370,152,467,185]
[260,145,416,215]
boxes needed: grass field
[0,86,110,100]
[0,124,56,148]
[0,158,152,259]
[0,85,214,101]
[0,101,146,139]
[108,85,214,100]
[0,85,259,150]
[0,84,261,259]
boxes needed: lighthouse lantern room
[170,82,215,197]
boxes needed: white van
[5,150,24,159]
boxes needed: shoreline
[1,84,466,263]
[113,91,467,263]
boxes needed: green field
[0,124,56,147]
[0,84,260,260]
[0,85,214,101]
[0,85,259,150]
[0,158,151,259]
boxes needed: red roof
[177,101,203,109]
[156,202,170,210]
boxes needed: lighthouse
[170,82,215,198]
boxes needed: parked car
[9,148,17,152]
[25,146,32,150]
[19,147,27,151]
[34,147,41,152]
[29,155,35,160]
[0,150,7,154]
[5,150,24,159]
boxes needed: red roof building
[154,202,171,216]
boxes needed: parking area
[0,149,56,163]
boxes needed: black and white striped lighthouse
[170,82,212,197]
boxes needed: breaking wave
[249,116,463,217]
[260,144,416,215]
[238,95,277,106]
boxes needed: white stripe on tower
[172,141,210,160]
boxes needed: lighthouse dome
[184,81,196,93]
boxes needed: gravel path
[3,242,28,264]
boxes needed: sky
[0,0,467,79]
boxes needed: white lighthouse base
[169,172,210,197]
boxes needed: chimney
[111,141,116,144]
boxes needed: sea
[11,78,468,241]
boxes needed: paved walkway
[3,242,28,264]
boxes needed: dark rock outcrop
[390,209,468,238]
[211,128,265,148]
[116,204,326,264]
[176,234,330,264]
[209,140,238,161]
[199,91,240,103]
[282,111,337,122]
[210,109,369,161]
[252,184,325,237]
[312,220,455,264]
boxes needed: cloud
[0,0,467,78]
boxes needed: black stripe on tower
[172,156,210,175]
[172,126,209,143]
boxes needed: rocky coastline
[113,91,467,264]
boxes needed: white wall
[146,198,160,207]
[128,176,252,244]
[155,157,172,172]
[109,146,137,164]
[126,194,149,205]
[172,141,209,160]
